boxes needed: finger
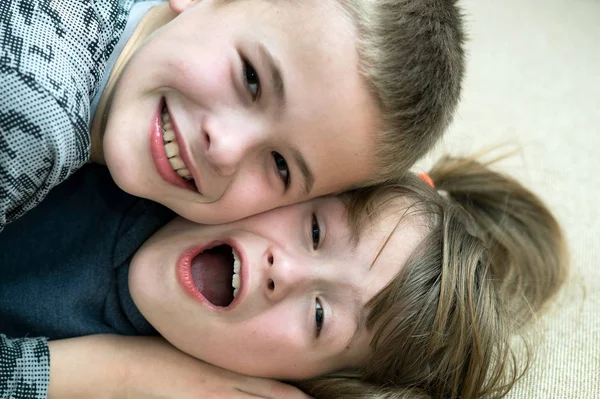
[231,390,268,399]
[236,383,312,399]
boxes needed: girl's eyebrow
[341,289,364,351]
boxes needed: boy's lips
[177,239,248,312]
[149,100,203,194]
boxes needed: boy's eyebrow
[256,44,314,195]
[291,147,315,196]
[257,43,285,107]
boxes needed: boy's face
[103,0,379,224]
[129,196,424,379]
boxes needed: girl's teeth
[233,250,241,274]
[232,274,240,289]
[232,249,241,299]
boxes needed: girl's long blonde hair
[296,155,568,399]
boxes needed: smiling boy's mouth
[190,244,242,307]
[161,105,194,183]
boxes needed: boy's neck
[90,4,176,164]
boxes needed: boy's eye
[315,299,325,338]
[243,59,261,101]
[311,213,321,250]
[272,151,290,189]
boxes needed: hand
[49,335,312,399]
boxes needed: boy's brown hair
[337,0,466,183]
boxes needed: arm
[48,335,310,399]
[0,334,50,399]
[0,66,89,232]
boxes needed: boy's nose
[204,134,244,177]
[203,117,258,177]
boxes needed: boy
[0,0,464,229]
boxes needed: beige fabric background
[416,0,600,397]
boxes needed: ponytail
[429,155,568,324]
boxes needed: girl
[0,154,567,398]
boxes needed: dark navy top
[0,164,175,339]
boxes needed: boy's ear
[169,0,198,14]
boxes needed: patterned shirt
[0,1,158,397]
[0,0,140,232]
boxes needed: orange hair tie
[418,172,435,188]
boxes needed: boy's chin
[104,158,147,198]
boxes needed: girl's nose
[263,246,312,302]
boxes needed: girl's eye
[243,59,261,101]
[315,299,325,338]
[272,152,290,189]
[311,213,321,250]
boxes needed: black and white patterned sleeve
[0,334,49,399]
[0,0,131,232]
[0,65,88,232]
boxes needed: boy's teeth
[232,248,241,298]
[177,168,191,178]
[161,106,193,181]
[164,142,179,158]
[163,129,175,142]
[169,156,185,170]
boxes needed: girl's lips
[177,239,248,312]
[149,100,201,193]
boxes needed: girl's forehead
[328,204,426,368]
[344,192,421,240]
[357,200,427,284]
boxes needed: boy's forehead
[215,0,353,33]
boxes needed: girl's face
[103,0,379,225]
[129,196,424,379]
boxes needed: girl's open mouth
[178,242,243,309]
